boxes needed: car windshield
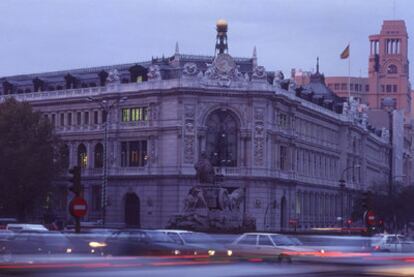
[146,232,174,243]
[181,233,214,244]
[271,235,296,246]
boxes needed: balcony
[81,166,148,177]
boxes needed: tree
[0,98,65,220]
[352,181,414,233]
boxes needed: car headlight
[208,250,215,256]
[89,242,107,248]
[174,249,181,255]
[320,249,325,254]
[66,248,72,254]
[227,250,233,256]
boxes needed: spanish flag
[340,44,350,59]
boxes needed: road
[1,254,413,277]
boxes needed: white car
[371,234,414,252]
[229,232,319,262]
[6,224,48,232]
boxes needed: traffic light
[362,191,372,210]
[68,166,81,196]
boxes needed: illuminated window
[206,110,238,167]
[121,107,148,122]
[121,140,147,167]
[122,109,130,122]
[77,144,88,169]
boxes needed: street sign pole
[69,196,88,233]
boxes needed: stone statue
[182,62,199,77]
[147,65,162,81]
[184,187,207,212]
[252,66,267,80]
[342,102,349,115]
[273,70,284,88]
[107,69,120,84]
[361,113,368,128]
[229,188,244,210]
[288,79,297,92]
[194,151,215,184]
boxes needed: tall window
[77,144,88,169]
[279,145,288,171]
[277,113,289,129]
[94,111,99,124]
[84,112,89,125]
[94,143,103,168]
[77,112,81,125]
[60,113,64,126]
[206,110,238,167]
[67,113,72,126]
[122,107,148,122]
[120,141,147,167]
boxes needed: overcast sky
[0,0,413,81]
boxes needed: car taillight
[373,245,380,251]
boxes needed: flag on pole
[340,44,350,59]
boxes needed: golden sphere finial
[216,19,228,31]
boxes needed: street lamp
[382,97,394,197]
[338,164,360,227]
[87,96,127,226]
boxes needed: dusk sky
[0,0,413,81]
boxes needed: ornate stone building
[0,21,391,231]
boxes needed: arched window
[77,144,88,169]
[205,110,239,167]
[387,64,398,74]
[94,143,104,168]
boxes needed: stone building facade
[0,22,391,231]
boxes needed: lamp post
[382,97,394,196]
[87,96,127,226]
[338,164,360,227]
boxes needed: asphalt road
[0,254,413,277]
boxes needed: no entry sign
[69,196,88,218]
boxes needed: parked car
[228,233,318,262]
[0,218,18,229]
[6,224,48,232]
[101,229,194,256]
[159,229,231,257]
[371,234,414,252]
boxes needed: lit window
[121,140,148,167]
[77,144,88,169]
[121,107,148,122]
